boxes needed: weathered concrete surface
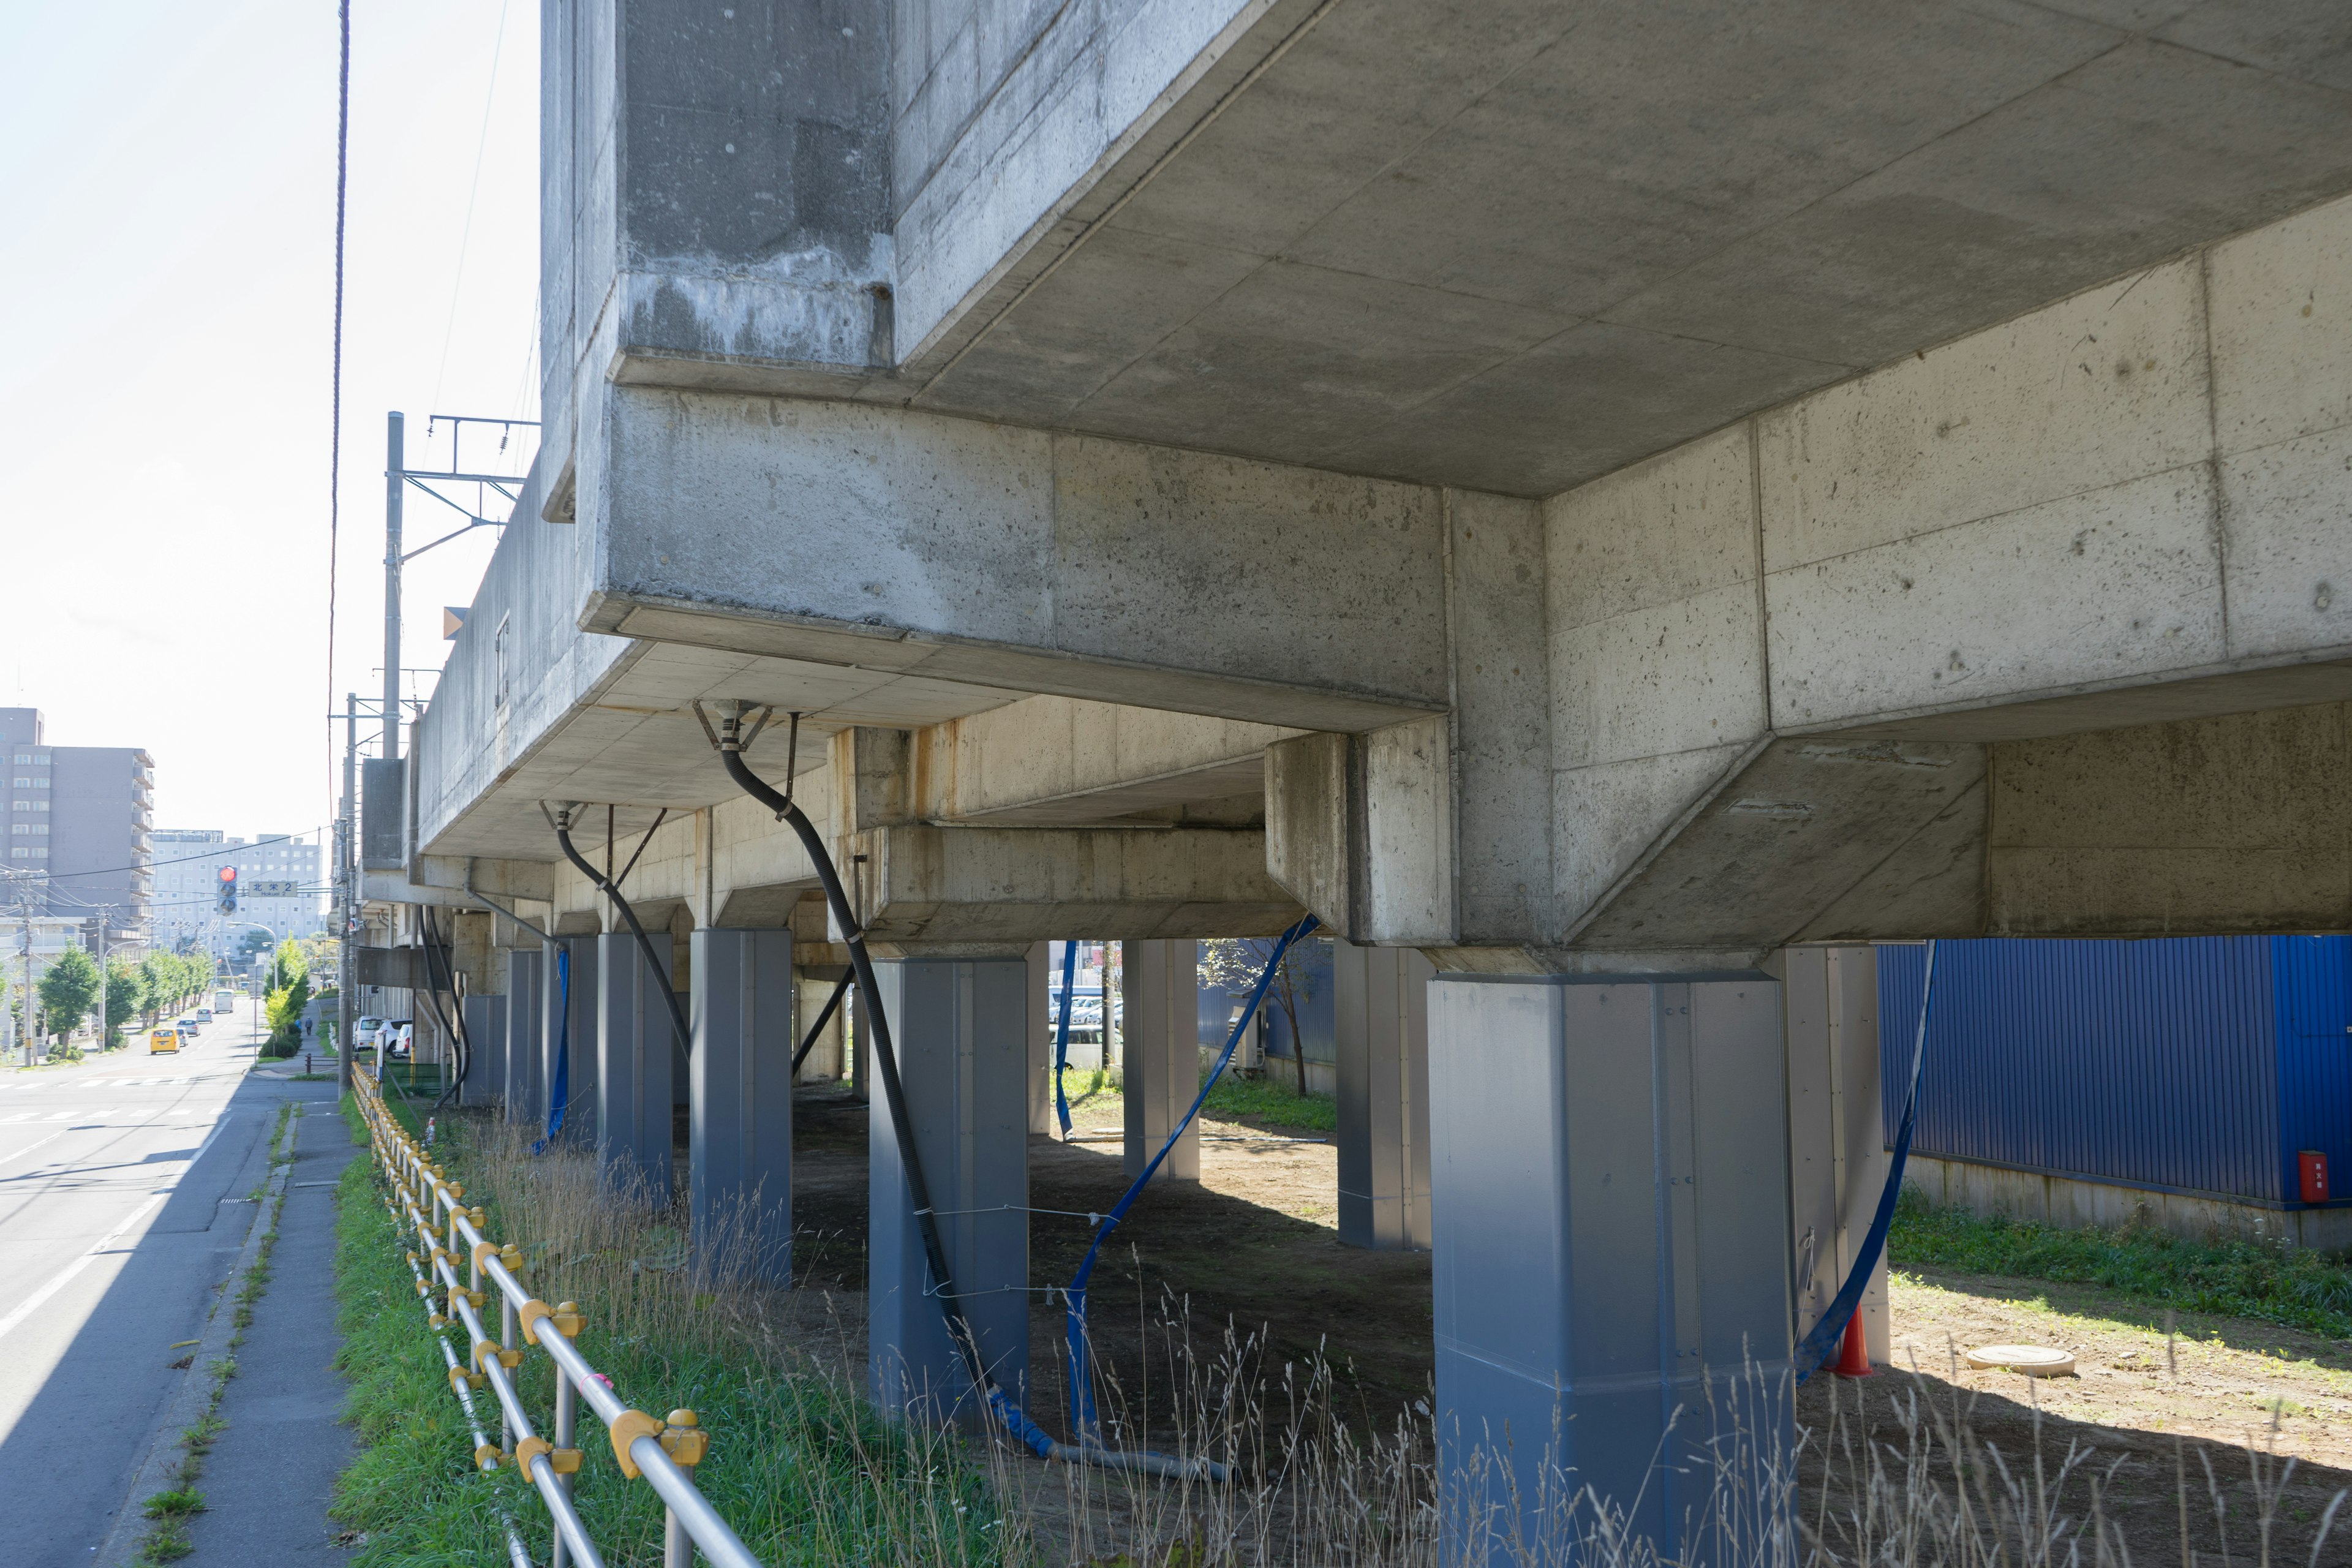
[1905,1155,2352,1257]
[906,4,2352,496]
[1120,938,1199,1183]
[583,391,1453,731]
[845,824,1299,945]
[1988,701,2352,937]
[1523,195,2352,959]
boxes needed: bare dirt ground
[784,1086,2352,1559]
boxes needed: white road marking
[0,1191,169,1338]
[0,1133,62,1172]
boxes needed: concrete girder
[842,824,1300,948]
[579,388,1457,733]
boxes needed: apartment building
[0,708,151,942]
[151,827,325,958]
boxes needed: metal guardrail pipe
[353,1068,760,1568]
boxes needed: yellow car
[149,1028,180,1055]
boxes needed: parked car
[385,1021,415,1059]
[354,1017,385,1048]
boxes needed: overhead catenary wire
[325,0,351,823]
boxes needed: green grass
[1889,1187,2352,1340]
[329,1102,1008,1566]
[1198,1070,1335,1133]
[143,1489,205,1519]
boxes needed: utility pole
[92,905,108,1052]
[20,881,33,1068]
[340,693,358,1091]
[384,410,404,763]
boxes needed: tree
[138,953,176,1023]
[103,957,146,1042]
[39,947,102,1045]
[264,938,311,1054]
[1200,935,1322,1098]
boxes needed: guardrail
[353,1066,763,1568]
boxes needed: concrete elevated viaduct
[363,0,2352,1551]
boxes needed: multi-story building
[150,829,325,959]
[0,707,151,946]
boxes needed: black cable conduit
[550,808,694,1061]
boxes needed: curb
[92,1114,299,1568]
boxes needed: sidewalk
[116,1081,363,1564]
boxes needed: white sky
[0,0,539,843]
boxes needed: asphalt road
[0,997,304,1566]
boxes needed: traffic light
[217,865,238,913]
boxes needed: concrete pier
[545,937,597,1145]
[1121,939,1200,1182]
[1334,944,1433,1251]
[690,928,794,1283]
[503,948,543,1126]
[867,951,1030,1422]
[598,930,676,1204]
[458,996,503,1109]
[1428,973,1792,1555]
[1785,946,1891,1362]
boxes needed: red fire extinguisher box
[2299,1150,2329,1204]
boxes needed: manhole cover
[1965,1344,2076,1376]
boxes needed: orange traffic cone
[1832,1312,1874,1378]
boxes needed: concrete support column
[868,949,1030,1423]
[458,995,505,1108]
[1333,944,1433,1251]
[505,948,545,1126]
[598,931,676,1204]
[1785,946,1890,1363]
[1027,941,1052,1136]
[1430,972,1792,1556]
[691,928,793,1283]
[1121,940,1199,1183]
[545,937,598,1145]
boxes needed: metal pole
[340,694,358,1093]
[551,1374,578,1568]
[384,411,404,763]
[94,907,107,1052]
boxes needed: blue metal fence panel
[2274,936,2352,1201]
[1880,938,2294,1205]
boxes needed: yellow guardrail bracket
[517,1298,554,1346]
[499,1243,524,1272]
[516,1435,553,1473]
[608,1409,664,1479]
[472,1240,499,1270]
[473,1338,522,1372]
[449,1365,483,1394]
[474,1441,501,1471]
[660,1409,708,1468]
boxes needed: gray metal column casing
[1122,940,1199,1182]
[505,949,545,1125]
[1335,944,1434,1251]
[459,995,506,1109]
[868,954,1030,1423]
[597,931,674,1204]
[690,928,793,1284]
[1026,941,1052,1136]
[1785,946,1888,1362]
[1428,973,1792,1557]
[545,937,598,1145]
